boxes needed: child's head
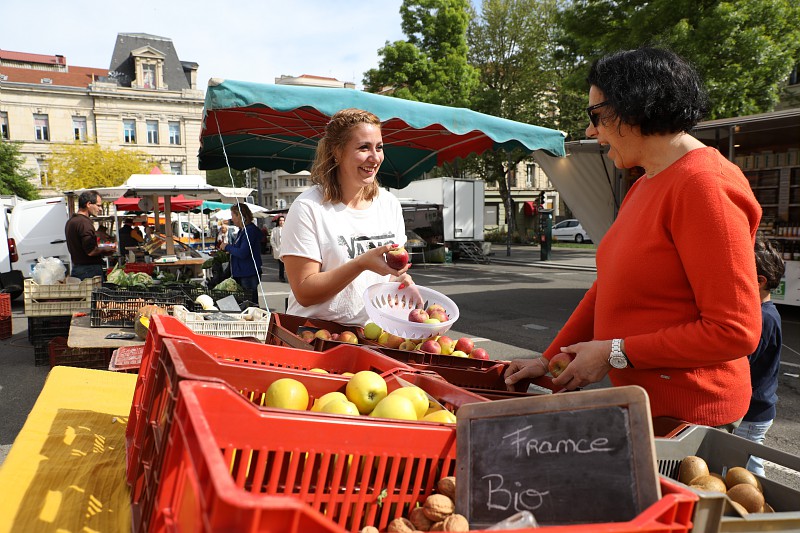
[754,234,785,291]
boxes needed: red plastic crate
[150,381,697,533]
[0,292,10,318]
[109,345,146,373]
[0,316,11,340]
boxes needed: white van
[1,198,70,296]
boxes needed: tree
[557,0,800,138]
[205,167,247,188]
[49,142,155,190]
[0,140,39,199]
[466,0,561,236]
[364,0,480,107]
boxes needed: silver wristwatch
[609,338,628,369]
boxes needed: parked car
[551,219,591,243]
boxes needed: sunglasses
[586,101,609,128]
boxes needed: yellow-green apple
[320,398,360,416]
[408,308,429,323]
[548,353,572,377]
[314,329,332,340]
[369,394,418,421]
[363,322,383,340]
[346,371,388,414]
[470,348,489,360]
[338,331,359,344]
[265,378,309,410]
[451,350,469,358]
[422,409,457,424]
[311,391,348,412]
[454,337,474,355]
[420,339,442,355]
[385,246,409,270]
[423,318,441,324]
[389,386,429,419]
[436,336,455,355]
[378,331,404,349]
[398,339,418,351]
[299,330,316,343]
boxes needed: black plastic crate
[90,287,189,328]
[182,285,259,312]
[48,336,112,369]
[28,315,72,346]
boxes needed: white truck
[1,196,70,298]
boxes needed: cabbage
[214,277,242,292]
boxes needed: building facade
[0,33,204,195]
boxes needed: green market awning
[198,79,566,190]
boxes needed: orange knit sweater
[544,147,762,426]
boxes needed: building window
[146,120,159,144]
[34,114,50,141]
[168,121,181,145]
[123,119,136,143]
[73,116,88,141]
[0,112,8,139]
[142,63,156,89]
[170,162,182,174]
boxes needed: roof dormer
[131,45,166,90]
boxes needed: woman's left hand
[550,339,613,391]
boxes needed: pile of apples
[263,370,457,423]
[364,320,489,360]
[297,328,359,344]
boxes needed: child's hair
[755,234,785,290]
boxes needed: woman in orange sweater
[505,47,762,427]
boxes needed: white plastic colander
[362,282,460,339]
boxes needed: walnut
[429,521,445,532]
[387,517,415,533]
[442,514,469,532]
[423,493,455,522]
[437,476,456,500]
[408,506,433,531]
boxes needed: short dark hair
[755,235,785,290]
[78,190,100,209]
[587,47,709,135]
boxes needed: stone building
[0,33,204,195]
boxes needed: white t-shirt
[280,186,407,326]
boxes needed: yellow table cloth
[0,366,137,532]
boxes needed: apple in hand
[548,352,572,378]
[346,371,388,414]
[385,246,409,270]
[408,308,429,323]
[454,337,474,355]
[470,347,489,360]
[420,340,443,355]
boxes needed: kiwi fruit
[689,474,728,493]
[727,500,749,516]
[678,455,709,485]
[727,483,765,514]
[725,466,759,490]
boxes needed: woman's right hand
[358,243,412,277]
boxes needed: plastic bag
[32,257,67,285]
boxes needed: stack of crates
[0,293,11,340]
[124,315,700,533]
[25,276,101,366]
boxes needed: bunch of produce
[364,321,490,360]
[263,371,457,424]
[213,277,243,293]
[107,265,155,287]
[361,476,469,532]
[678,455,774,514]
[298,328,359,344]
[142,237,165,255]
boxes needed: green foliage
[556,0,800,137]
[206,167,247,188]
[49,142,155,190]
[364,0,479,107]
[0,140,39,199]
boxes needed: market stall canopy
[66,174,254,203]
[211,202,268,221]
[113,194,202,212]
[198,79,567,190]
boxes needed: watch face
[609,354,627,369]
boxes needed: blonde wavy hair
[310,108,382,204]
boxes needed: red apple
[420,340,442,355]
[338,331,359,344]
[436,336,456,355]
[548,352,572,378]
[299,330,316,343]
[454,337,474,355]
[408,308,429,323]
[427,308,449,323]
[385,246,409,270]
[470,347,489,360]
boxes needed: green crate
[656,425,800,532]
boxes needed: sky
[1,0,407,92]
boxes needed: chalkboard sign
[456,385,660,528]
